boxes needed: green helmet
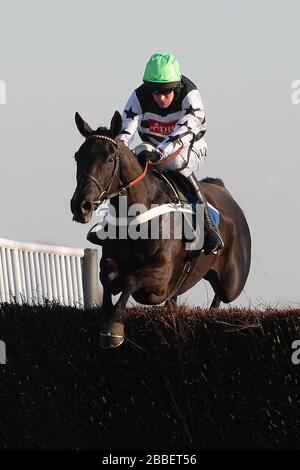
[143,53,182,83]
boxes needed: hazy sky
[0,0,299,308]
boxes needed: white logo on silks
[0,80,6,105]
[0,340,6,365]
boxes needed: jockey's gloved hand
[138,149,162,164]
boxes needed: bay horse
[71,111,251,348]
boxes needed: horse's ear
[110,111,122,138]
[75,112,93,138]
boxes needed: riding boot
[186,173,224,255]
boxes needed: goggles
[152,88,175,95]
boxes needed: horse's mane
[201,177,225,187]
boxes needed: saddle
[86,170,220,248]
[151,169,220,228]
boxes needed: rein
[78,134,183,205]
[78,134,199,300]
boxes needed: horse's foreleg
[100,258,173,348]
[100,282,113,312]
[99,274,144,349]
[99,257,118,321]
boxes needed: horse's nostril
[81,200,92,213]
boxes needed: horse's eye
[107,158,114,163]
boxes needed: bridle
[77,135,149,206]
[76,134,183,207]
[75,135,201,302]
[81,135,123,204]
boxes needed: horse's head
[70,111,122,223]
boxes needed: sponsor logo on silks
[149,119,177,136]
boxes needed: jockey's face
[152,90,175,108]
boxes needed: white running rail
[0,238,101,308]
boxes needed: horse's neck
[119,145,159,207]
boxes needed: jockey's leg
[160,140,224,255]
[186,172,224,254]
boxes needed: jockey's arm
[117,91,142,147]
[156,89,207,158]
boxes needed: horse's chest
[105,240,159,268]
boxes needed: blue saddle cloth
[207,203,220,228]
[152,170,221,229]
[184,192,220,229]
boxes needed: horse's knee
[100,258,119,283]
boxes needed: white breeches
[134,138,207,177]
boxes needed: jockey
[118,53,224,254]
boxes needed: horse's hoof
[100,322,125,349]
